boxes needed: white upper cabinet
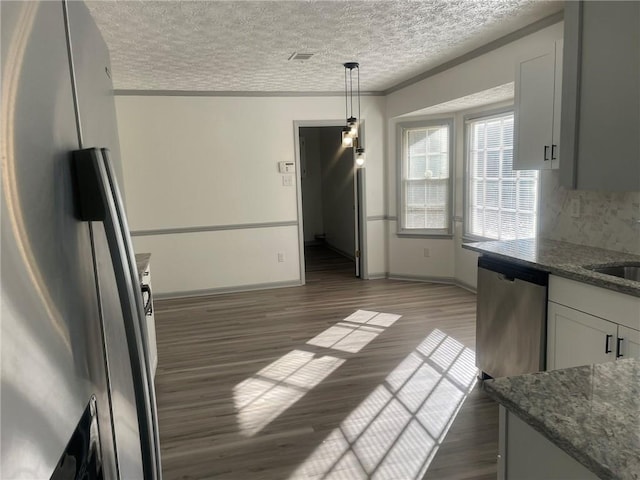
[513,41,563,170]
[560,1,640,191]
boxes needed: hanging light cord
[357,65,362,145]
[344,67,348,121]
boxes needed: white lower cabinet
[618,325,640,360]
[547,275,640,370]
[499,407,598,480]
[548,302,618,369]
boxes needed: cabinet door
[547,302,617,370]
[514,48,555,170]
[617,325,640,361]
[503,408,599,480]
[560,1,640,191]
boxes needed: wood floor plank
[154,247,498,479]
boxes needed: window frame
[396,118,455,238]
[463,107,539,242]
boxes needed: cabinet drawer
[548,275,640,330]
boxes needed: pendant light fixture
[342,62,365,167]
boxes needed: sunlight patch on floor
[234,350,344,436]
[234,310,401,437]
[289,329,477,480]
[307,310,401,354]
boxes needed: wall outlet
[423,248,430,258]
[282,175,293,186]
[570,198,581,218]
[277,252,285,263]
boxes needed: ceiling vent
[288,52,314,61]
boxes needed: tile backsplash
[539,170,640,254]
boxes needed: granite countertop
[483,359,640,480]
[463,238,640,297]
[135,253,151,281]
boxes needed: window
[397,119,453,236]
[465,111,538,240]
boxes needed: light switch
[278,161,295,173]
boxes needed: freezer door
[0,2,117,478]
[65,0,126,201]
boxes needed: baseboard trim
[324,243,355,261]
[304,240,324,247]
[155,279,301,300]
[388,274,456,284]
[154,275,475,300]
[367,272,388,280]
[455,279,477,294]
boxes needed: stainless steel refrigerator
[1,1,162,478]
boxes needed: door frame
[293,120,368,285]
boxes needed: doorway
[294,122,365,283]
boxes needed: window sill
[396,231,454,240]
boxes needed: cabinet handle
[551,144,557,160]
[544,145,550,161]
[616,337,624,358]
[605,334,613,354]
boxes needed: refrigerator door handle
[73,148,162,480]
[141,284,153,316]
[100,148,162,479]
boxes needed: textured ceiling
[86,0,563,92]
[405,83,515,116]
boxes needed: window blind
[467,113,538,240]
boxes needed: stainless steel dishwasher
[476,256,548,378]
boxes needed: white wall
[385,22,563,288]
[116,95,385,295]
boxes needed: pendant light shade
[355,147,365,167]
[347,117,358,137]
[342,127,354,147]
[341,62,365,167]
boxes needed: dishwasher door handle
[497,273,515,282]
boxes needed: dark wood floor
[304,244,356,274]
[154,247,498,479]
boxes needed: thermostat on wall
[278,161,295,173]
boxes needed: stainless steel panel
[64,2,145,477]
[91,223,145,480]
[65,0,126,203]
[476,267,547,378]
[0,2,116,477]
